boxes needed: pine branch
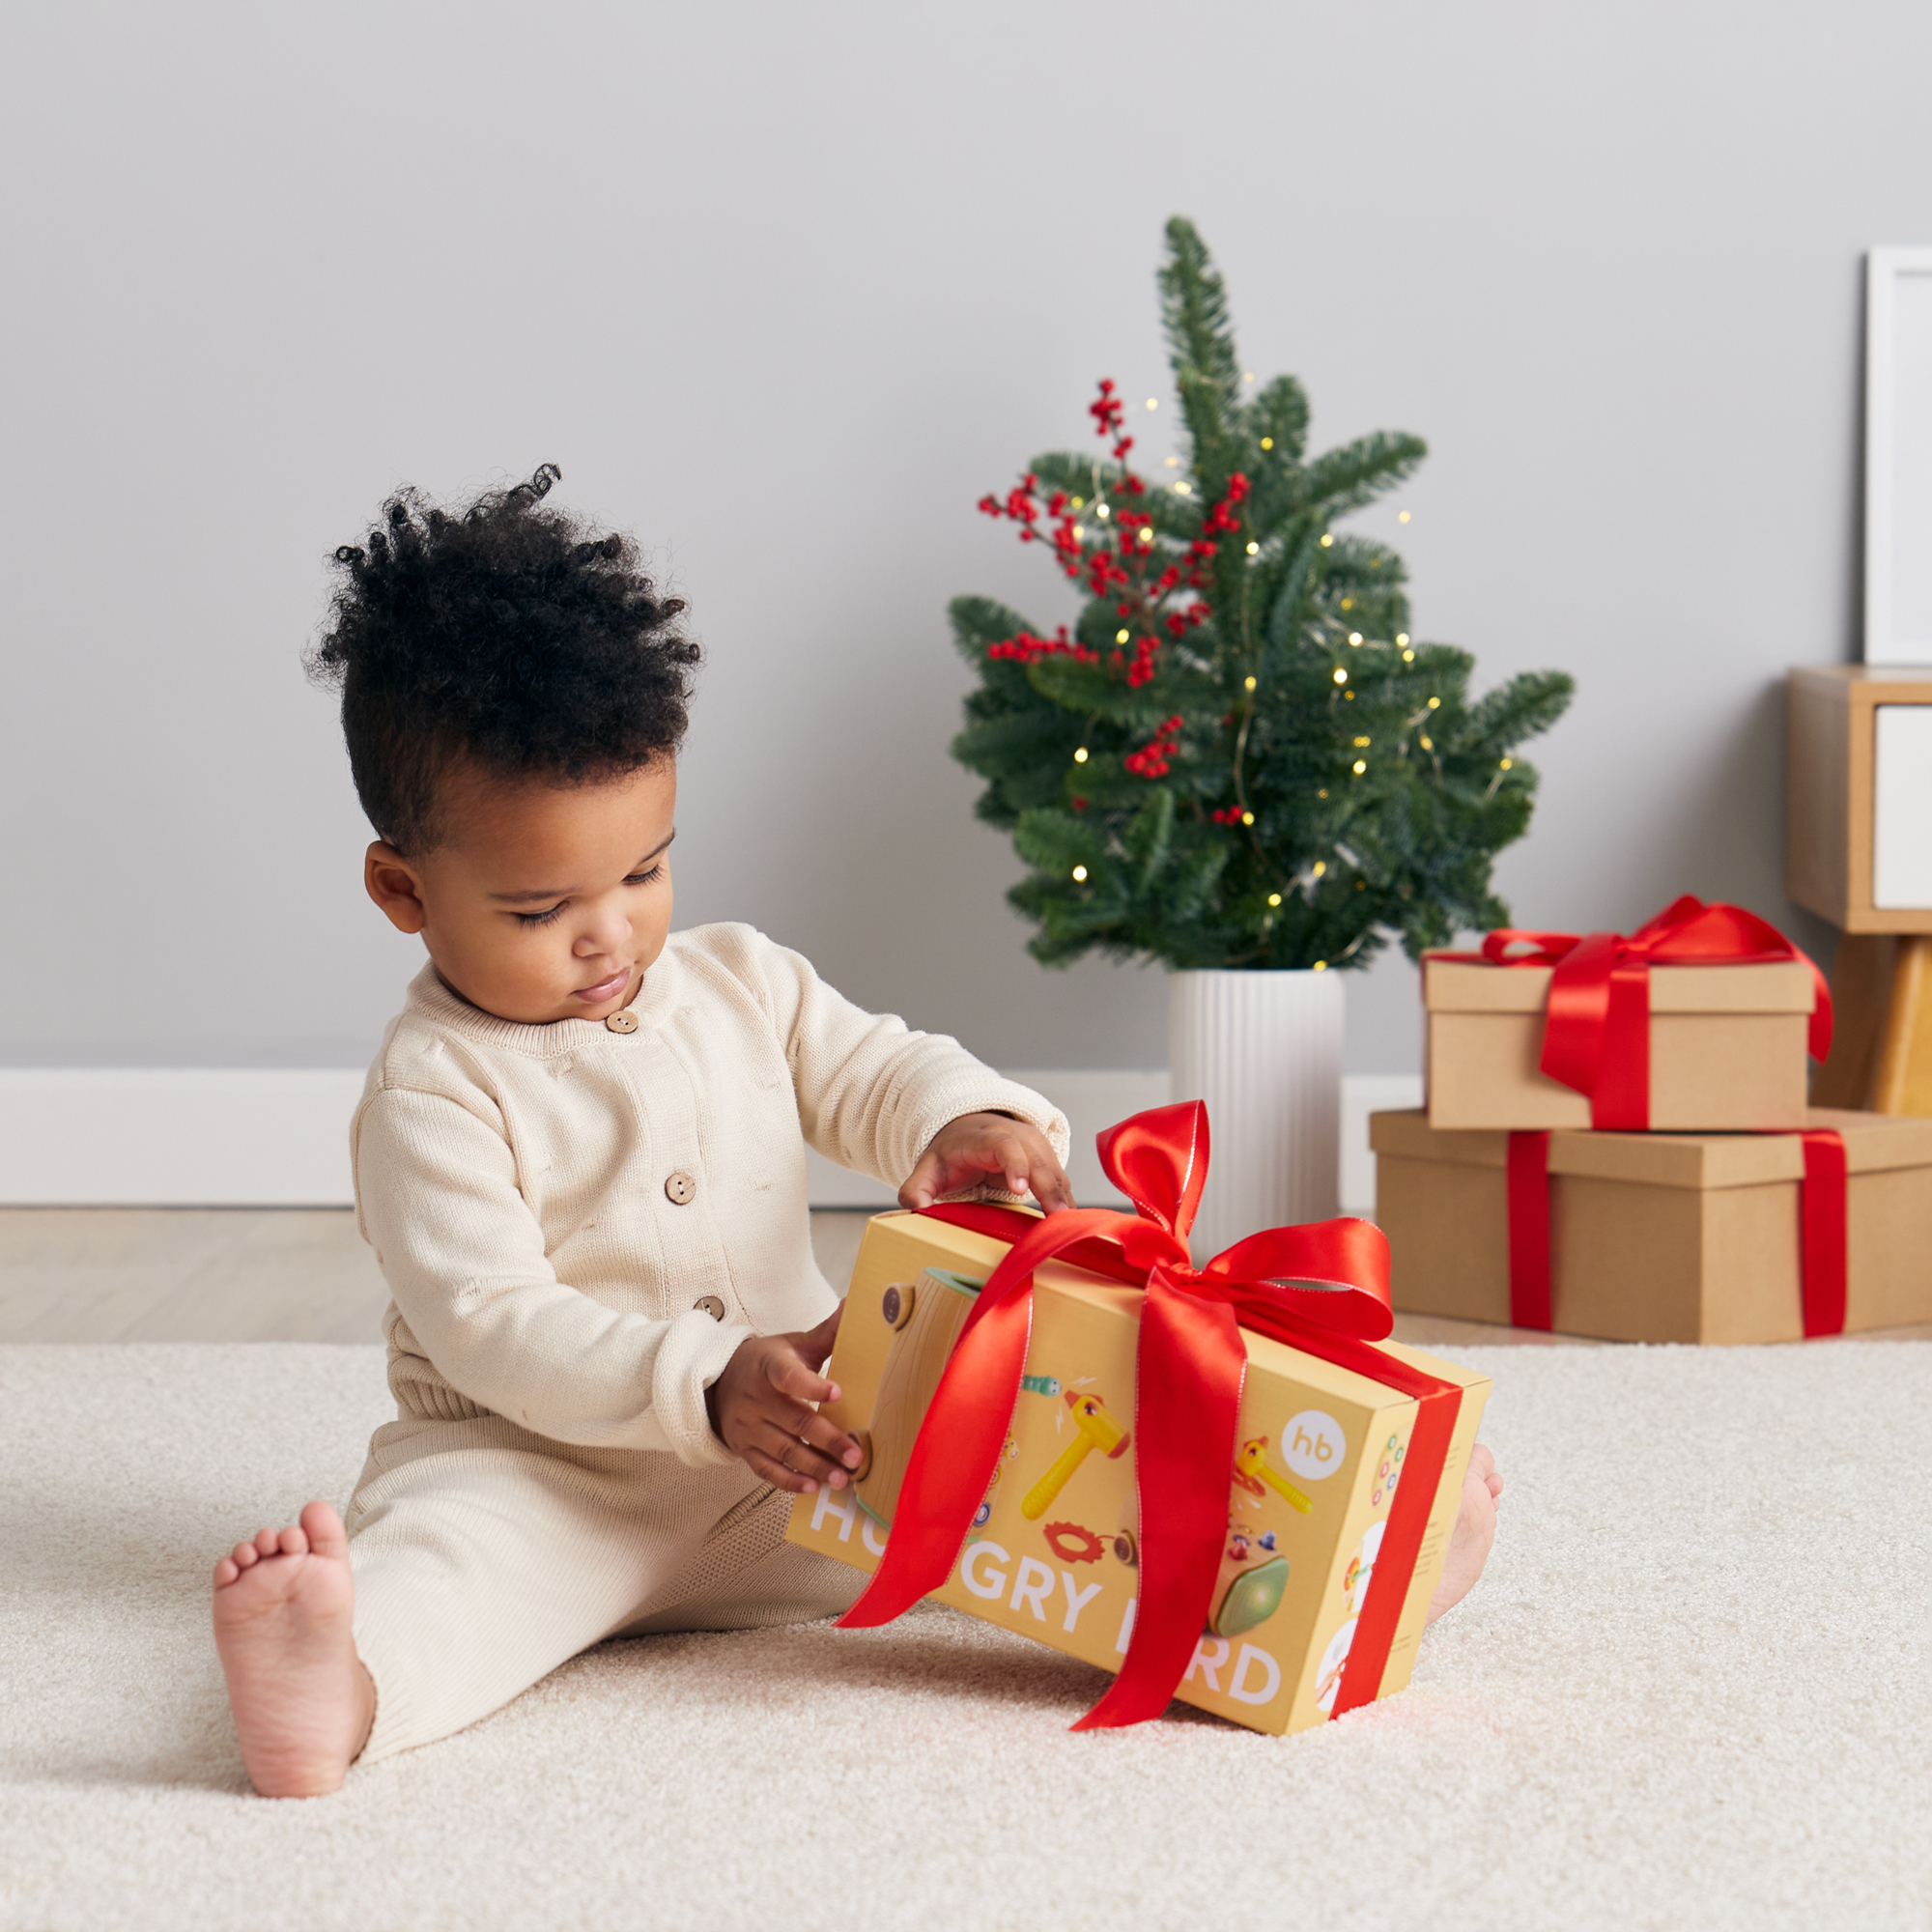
[1463,670,1577,750]
[1157,217,1241,478]
[949,594,1041,664]
[1027,451,1111,499]
[1294,431,1428,519]
[1122,788,1177,893]
[1012,806,1103,875]
[951,706,1079,775]
[1247,374,1311,463]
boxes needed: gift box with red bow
[785,1104,1491,1738]
[1373,1104,1932,1343]
[1424,896,1833,1132]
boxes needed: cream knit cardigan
[351,924,1068,1470]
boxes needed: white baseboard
[0,1066,1418,1214]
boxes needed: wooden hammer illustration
[1021,1392,1131,1520]
[1234,1436,1313,1514]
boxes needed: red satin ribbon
[838,1101,1464,1731]
[1505,1131,1552,1330]
[1464,896,1833,1131]
[1797,1129,1848,1338]
[1504,1125,1848,1336]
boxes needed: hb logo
[1281,1409,1345,1481]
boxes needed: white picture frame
[1865,246,1932,665]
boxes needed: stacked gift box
[788,1104,1490,1737]
[1374,895,1932,1343]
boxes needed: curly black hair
[305,465,700,854]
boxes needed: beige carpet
[2,1342,1928,1932]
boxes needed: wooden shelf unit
[1789,665,1932,1116]
[1786,664,1932,935]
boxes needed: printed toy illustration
[1343,1520,1385,1616]
[1315,1617,1358,1714]
[852,1268,983,1527]
[1233,1435,1312,1513]
[970,1430,1018,1530]
[1371,1430,1405,1509]
[1021,1392,1131,1519]
[1209,1520,1290,1637]
[1040,1520,1108,1564]
[848,1271,1308,1649]
[1113,1486,1292,1637]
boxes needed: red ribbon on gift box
[1505,1125,1848,1336]
[1450,895,1833,1131]
[837,1102,1467,1731]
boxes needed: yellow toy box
[786,1208,1490,1737]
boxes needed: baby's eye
[625,865,664,887]
[514,904,566,928]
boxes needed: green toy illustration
[1209,1521,1291,1638]
[1114,1492,1290,1634]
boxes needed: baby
[213,468,1500,1797]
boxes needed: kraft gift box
[1372,1106,1932,1344]
[1422,954,1819,1132]
[785,1209,1490,1737]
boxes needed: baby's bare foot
[1426,1442,1503,1625]
[211,1499,373,1797]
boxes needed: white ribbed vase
[1168,968,1344,1259]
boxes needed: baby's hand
[705,1309,865,1495]
[898,1112,1076,1215]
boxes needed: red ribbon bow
[1480,895,1833,1130]
[838,1102,1463,1731]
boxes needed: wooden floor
[3,1208,1925,1347]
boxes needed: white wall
[1,0,1908,1080]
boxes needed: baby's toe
[277,1523,309,1556]
[232,1541,261,1570]
[254,1527,281,1558]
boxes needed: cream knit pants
[345,1406,864,1764]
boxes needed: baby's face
[364,760,677,1025]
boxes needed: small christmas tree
[950,217,1574,973]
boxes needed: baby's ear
[364,842,428,935]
